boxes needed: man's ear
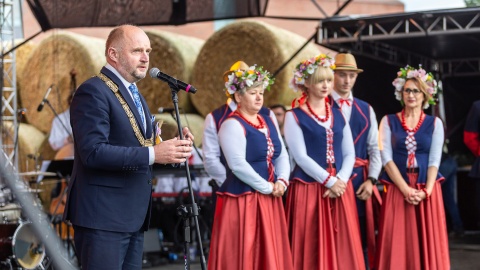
[107,47,118,62]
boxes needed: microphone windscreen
[149,67,160,78]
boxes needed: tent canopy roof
[26,0,269,30]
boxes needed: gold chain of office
[97,73,154,147]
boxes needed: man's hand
[153,137,192,164]
[180,127,194,144]
[356,180,373,201]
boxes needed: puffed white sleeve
[336,121,355,183]
[271,117,290,189]
[428,117,444,168]
[218,119,274,194]
[379,116,393,166]
[366,106,382,178]
[202,113,226,185]
[284,111,338,188]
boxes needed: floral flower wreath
[392,65,438,109]
[289,54,336,92]
[224,65,274,97]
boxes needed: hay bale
[154,113,205,148]
[2,123,64,212]
[138,30,204,115]
[3,122,46,174]
[15,40,37,80]
[19,31,106,133]
[191,20,321,117]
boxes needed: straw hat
[334,53,363,73]
[223,60,250,82]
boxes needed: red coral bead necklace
[306,99,330,123]
[401,109,424,132]
[234,111,265,129]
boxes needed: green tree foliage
[465,0,480,7]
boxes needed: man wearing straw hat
[64,25,194,269]
[331,53,382,269]
[202,60,278,209]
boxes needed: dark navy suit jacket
[64,67,154,233]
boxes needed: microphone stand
[12,109,25,170]
[44,99,73,138]
[167,83,206,270]
[165,109,203,163]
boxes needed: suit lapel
[101,67,148,138]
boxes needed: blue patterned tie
[128,84,146,131]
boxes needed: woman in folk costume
[284,54,365,270]
[375,65,450,269]
[207,63,293,270]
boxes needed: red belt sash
[354,157,382,267]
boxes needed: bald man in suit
[64,25,194,269]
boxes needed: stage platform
[143,231,480,270]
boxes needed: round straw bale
[19,31,106,133]
[15,40,37,81]
[3,124,65,211]
[154,113,205,148]
[3,122,46,174]
[138,30,204,115]
[191,20,321,117]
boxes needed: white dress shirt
[202,99,237,185]
[331,91,382,178]
[49,109,73,151]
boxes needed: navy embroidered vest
[380,114,443,185]
[290,107,346,183]
[218,114,282,195]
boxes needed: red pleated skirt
[207,192,294,270]
[285,179,365,270]
[375,174,450,270]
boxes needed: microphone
[17,108,27,115]
[149,68,197,94]
[37,84,54,112]
[158,107,176,113]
